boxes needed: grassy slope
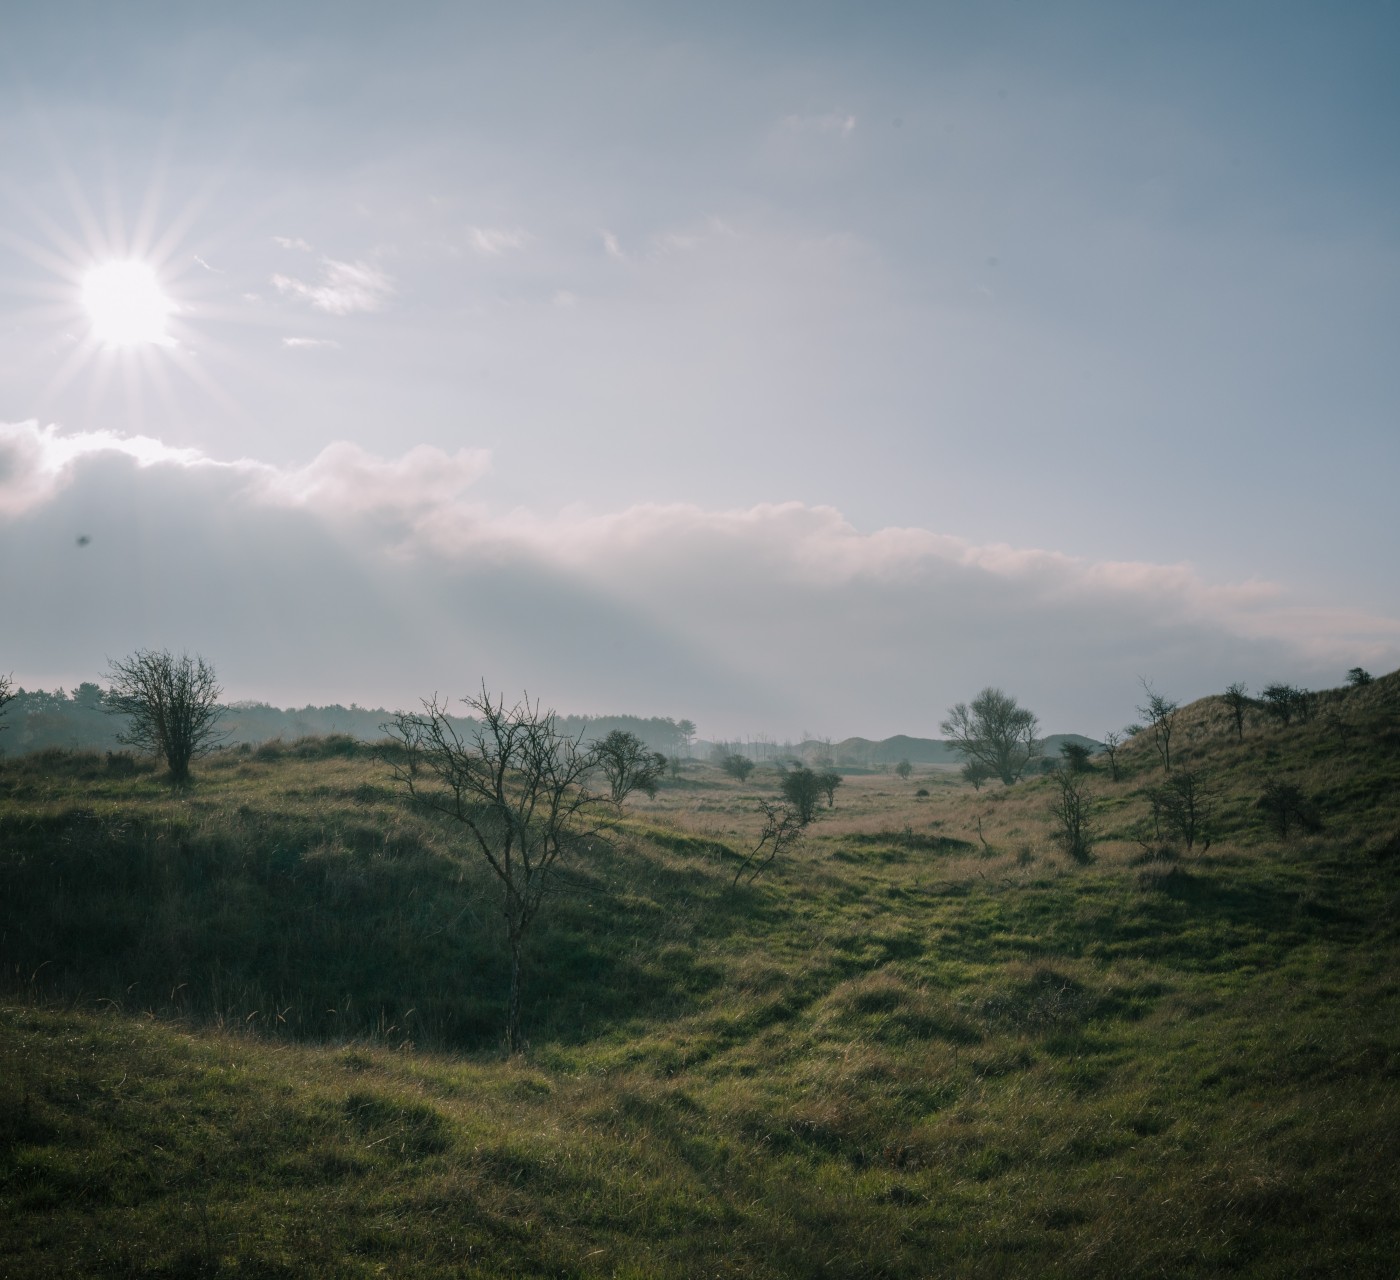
[2,679,1398,1278]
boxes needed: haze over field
[3,2,1398,738]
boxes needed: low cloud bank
[2,420,1394,738]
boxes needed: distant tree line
[0,681,694,760]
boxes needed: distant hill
[830,732,1104,768]
[830,735,958,765]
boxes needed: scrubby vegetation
[2,672,1398,1276]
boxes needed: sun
[81,260,176,348]
[13,153,243,432]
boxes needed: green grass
[2,681,1399,1277]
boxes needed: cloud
[0,420,212,516]
[273,236,313,251]
[648,217,737,258]
[281,336,341,349]
[601,219,737,266]
[2,421,1396,736]
[0,421,486,533]
[467,226,528,255]
[509,500,1397,669]
[255,439,492,527]
[272,258,393,315]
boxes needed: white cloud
[256,440,492,524]
[0,420,214,516]
[601,230,625,261]
[0,421,486,531]
[272,258,393,315]
[3,422,1395,735]
[281,336,341,349]
[512,500,1372,656]
[467,226,528,255]
[273,236,313,251]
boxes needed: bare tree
[592,729,666,803]
[105,650,225,784]
[1222,682,1252,743]
[384,688,612,1052]
[1136,679,1179,772]
[1100,731,1123,782]
[941,687,1040,785]
[731,799,805,888]
[1048,766,1096,864]
[0,672,14,731]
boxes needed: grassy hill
[2,674,1398,1277]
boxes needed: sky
[2,1,1398,741]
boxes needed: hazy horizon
[4,2,1397,741]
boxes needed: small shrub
[1146,769,1216,851]
[104,751,142,776]
[720,753,755,782]
[1255,778,1322,838]
[292,733,363,759]
[1130,843,1179,866]
[914,787,929,797]
[1138,864,1194,894]
[1048,765,1096,864]
[961,761,993,790]
[1059,742,1093,774]
[779,766,825,823]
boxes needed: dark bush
[1256,778,1322,838]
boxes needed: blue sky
[2,2,1397,739]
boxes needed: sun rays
[0,141,250,437]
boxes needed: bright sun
[81,260,176,348]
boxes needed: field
[2,678,1399,1277]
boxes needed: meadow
[2,676,1398,1277]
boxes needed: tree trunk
[505,928,524,1054]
